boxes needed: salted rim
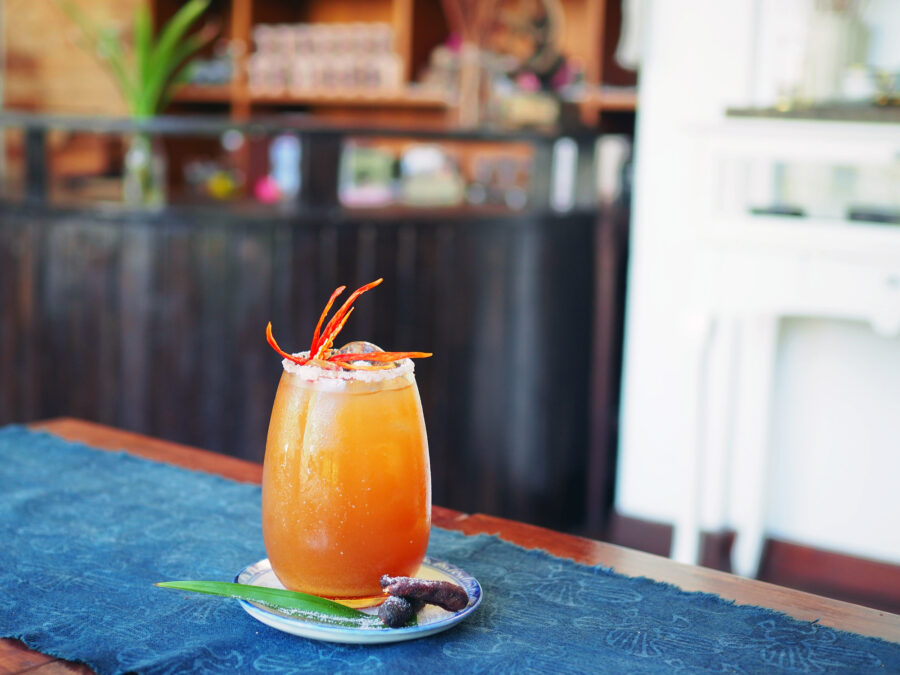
[281,351,415,383]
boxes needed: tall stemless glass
[262,355,431,605]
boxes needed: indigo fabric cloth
[1,427,898,674]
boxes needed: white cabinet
[673,115,900,576]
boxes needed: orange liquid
[262,369,431,600]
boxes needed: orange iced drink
[262,278,432,603]
[262,359,431,601]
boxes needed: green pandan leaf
[156,580,387,629]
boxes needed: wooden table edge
[3,417,896,675]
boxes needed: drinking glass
[262,357,431,605]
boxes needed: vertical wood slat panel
[350,223,379,342]
[19,219,40,422]
[232,227,278,463]
[0,223,15,421]
[286,221,320,351]
[69,225,99,421]
[0,219,32,421]
[392,223,417,350]
[92,223,120,428]
[506,224,543,521]
[467,225,510,517]
[195,226,230,453]
[41,223,77,421]
[151,225,196,444]
[374,223,403,349]
[428,223,461,511]
[541,216,594,526]
[118,226,152,434]
[0,209,603,533]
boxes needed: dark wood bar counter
[0,113,629,536]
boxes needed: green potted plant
[57,0,215,206]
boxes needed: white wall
[768,318,900,563]
[618,0,900,565]
[617,0,757,522]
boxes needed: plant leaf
[157,60,195,113]
[55,0,213,116]
[152,28,216,112]
[142,0,210,115]
[156,580,388,629]
[134,2,152,95]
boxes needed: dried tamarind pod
[377,595,425,628]
[379,575,469,612]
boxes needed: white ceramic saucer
[234,557,482,644]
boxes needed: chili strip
[266,323,308,366]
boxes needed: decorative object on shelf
[252,134,302,205]
[56,0,215,206]
[440,0,498,126]
[487,0,581,128]
[187,40,235,86]
[123,133,167,207]
[254,176,280,204]
[248,23,402,96]
[400,145,465,207]
[872,69,899,106]
[269,134,302,202]
[467,154,529,210]
[183,129,245,201]
[434,0,579,128]
[420,44,461,99]
[761,1,879,111]
[800,0,869,104]
[488,0,570,92]
[338,143,397,208]
[864,0,900,104]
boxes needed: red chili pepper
[310,285,346,355]
[266,279,432,370]
[313,307,355,360]
[316,279,383,353]
[266,322,308,365]
[329,351,432,362]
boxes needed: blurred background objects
[1,0,898,616]
[618,0,899,614]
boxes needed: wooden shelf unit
[578,86,639,112]
[155,0,637,126]
[172,84,234,104]
[201,88,450,109]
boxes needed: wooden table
[3,419,899,673]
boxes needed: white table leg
[699,316,739,534]
[729,315,778,578]
[671,311,716,566]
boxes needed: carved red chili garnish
[267,278,432,369]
